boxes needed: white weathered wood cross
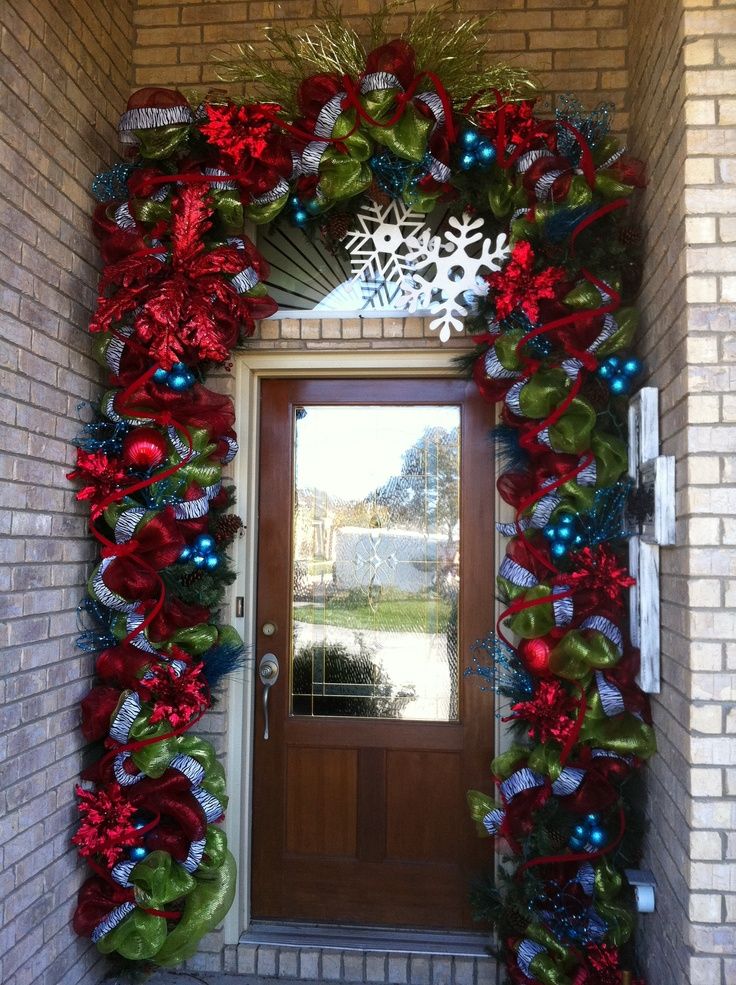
[627,387,676,693]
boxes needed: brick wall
[2,2,733,984]
[627,1,736,984]
[132,0,630,137]
[0,2,134,984]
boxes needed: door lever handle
[258,652,279,740]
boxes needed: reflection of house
[333,526,456,594]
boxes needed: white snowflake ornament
[343,198,427,308]
[400,213,510,342]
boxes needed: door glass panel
[291,405,460,721]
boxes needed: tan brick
[684,38,716,67]
[687,275,718,302]
[685,157,717,184]
[685,99,717,125]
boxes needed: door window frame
[224,348,505,943]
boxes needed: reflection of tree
[370,426,459,543]
[292,636,414,718]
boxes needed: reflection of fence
[333,526,454,594]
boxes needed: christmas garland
[69,4,653,980]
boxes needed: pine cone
[619,225,641,248]
[324,212,353,243]
[215,513,244,546]
[367,182,391,207]
[182,568,204,588]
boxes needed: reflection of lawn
[294,596,452,634]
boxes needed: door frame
[223,347,505,944]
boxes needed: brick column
[0,3,134,984]
[628,1,736,983]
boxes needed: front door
[251,377,494,929]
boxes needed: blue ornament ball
[606,355,621,370]
[205,554,220,571]
[129,846,148,862]
[289,195,300,208]
[169,373,190,392]
[460,129,480,149]
[543,526,557,540]
[550,541,568,559]
[556,524,574,542]
[586,813,600,824]
[623,357,642,377]
[153,368,169,384]
[459,151,477,172]
[179,546,193,563]
[477,141,497,167]
[573,824,587,840]
[292,208,309,227]
[195,534,215,554]
[192,553,206,568]
[610,376,629,396]
[588,826,608,848]
[572,534,584,547]
[305,197,322,216]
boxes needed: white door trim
[223,347,466,942]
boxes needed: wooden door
[251,378,494,929]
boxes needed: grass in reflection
[293,591,452,634]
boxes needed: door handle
[258,652,279,740]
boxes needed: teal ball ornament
[195,534,215,554]
[610,376,629,396]
[153,367,169,384]
[179,546,193,563]
[551,541,567,559]
[192,553,206,568]
[169,373,190,392]
[477,141,496,168]
[204,554,220,571]
[460,129,480,149]
[588,826,608,848]
[556,523,574,542]
[129,846,148,862]
[459,151,477,172]
[623,357,642,377]
[289,195,300,208]
[305,197,322,216]
[292,208,309,227]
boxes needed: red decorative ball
[121,427,168,471]
[518,637,552,677]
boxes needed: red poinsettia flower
[66,448,128,508]
[137,661,210,728]
[476,99,556,153]
[567,545,635,608]
[504,679,578,745]
[200,101,293,198]
[486,241,567,323]
[72,783,139,867]
[90,184,277,368]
